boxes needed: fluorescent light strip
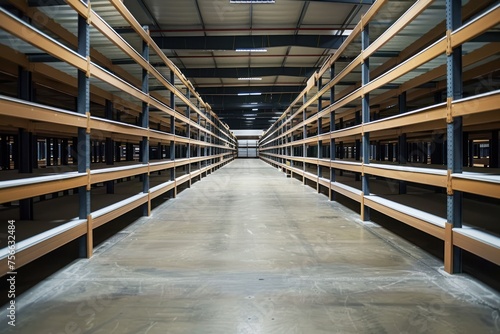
[230,0,275,3]
[252,108,258,111]
[235,48,267,52]
[237,92,262,96]
[238,77,262,81]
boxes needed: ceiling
[120,0,373,129]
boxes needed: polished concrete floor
[1,159,499,334]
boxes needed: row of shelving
[259,0,500,271]
[0,0,236,275]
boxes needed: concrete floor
[1,159,499,334]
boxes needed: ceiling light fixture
[235,48,268,52]
[230,0,275,3]
[252,108,258,111]
[238,77,262,81]
[246,117,256,120]
[237,92,262,96]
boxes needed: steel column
[361,22,370,221]
[330,64,337,201]
[445,0,463,274]
[77,0,91,258]
[398,92,408,194]
[169,71,176,197]
[317,76,323,191]
[104,100,115,193]
[18,66,34,220]
[186,91,191,187]
[490,130,499,168]
[140,28,150,215]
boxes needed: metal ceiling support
[202,99,292,110]
[27,0,66,6]
[195,86,303,95]
[26,53,60,63]
[179,67,317,78]
[281,0,309,77]
[132,0,161,30]
[153,35,347,50]
[148,27,355,33]
[445,0,463,274]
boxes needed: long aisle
[2,159,498,333]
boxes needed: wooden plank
[0,8,87,71]
[451,5,500,47]
[0,222,87,276]
[444,223,453,273]
[149,181,176,199]
[91,166,149,184]
[453,92,500,118]
[0,175,87,204]
[453,230,500,266]
[363,165,447,188]
[364,197,445,239]
[331,182,362,202]
[92,195,148,229]
[0,97,87,128]
[452,176,500,199]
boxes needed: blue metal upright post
[105,100,115,194]
[303,96,307,184]
[398,92,408,194]
[317,76,323,192]
[18,66,34,220]
[445,0,463,273]
[361,22,370,221]
[77,0,91,258]
[330,64,336,201]
[170,71,176,197]
[186,91,191,187]
[141,27,150,216]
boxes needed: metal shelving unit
[259,0,500,272]
[0,0,237,275]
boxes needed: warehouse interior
[0,0,499,332]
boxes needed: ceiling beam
[27,0,66,5]
[179,67,316,78]
[195,85,304,95]
[152,35,347,50]
[203,96,296,108]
